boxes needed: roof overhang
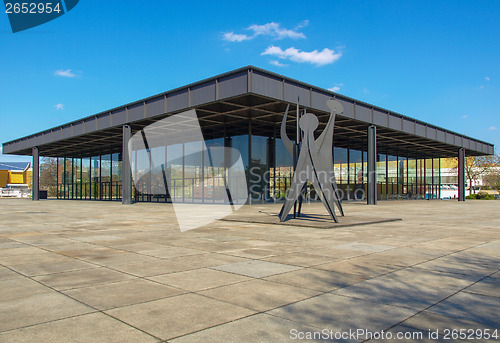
[2,66,494,158]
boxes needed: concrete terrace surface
[0,199,498,343]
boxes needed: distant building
[440,166,500,198]
[0,162,32,197]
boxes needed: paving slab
[332,242,395,253]
[353,247,438,266]
[372,268,483,292]
[463,276,500,298]
[211,260,301,278]
[268,293,416,337]
[426,292,500,328]
[399,310,499,343]
[8,259,97,276]
[108,253,248,277]
[0,246,50,257]
[0,250,70,266]
[33,267,134,290]
[314,258,402,278]
[148,268,251,291]
[63,279,185,310]
[262,252,339,267]
[333,277,454,311]
[105,293,256,340]
[0,278,53,301]
[0,266,23,281]
[264,268,365,292]
[0,291,95,332]
[413,258,496,278]
[0,312,159,343]
[170,313,334,343]
[199,279,320,311]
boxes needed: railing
[53,178,441,203]
[57,181,122,201]
[0,188,31,198]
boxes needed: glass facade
[332,145,441,201]
[56,153,123,201]
[55,135,442,203]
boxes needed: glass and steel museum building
[2,66,495,204]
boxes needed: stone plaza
[0,199,498,342]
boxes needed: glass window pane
[112,153,121,200]
[349,148,363,200]
[91,156,100,199]
[101,154,111,200]
[82,157,90,199]
[250,135,268,202]
[377,153,387,200]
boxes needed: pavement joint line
[3,230,347,334]
[0,263,165,341]
[165,285,342,342]
[1,243,265,336]
[248,241,500,341]
[359,268,500,342]
[2,201,499,341]
[158,312,266,342]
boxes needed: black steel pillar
[367,125,377,205]
[248,119,252,205]
[458,148,466,201]
[122,125,133,204]
[32,147,39,201]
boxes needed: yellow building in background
[0,162,32,188]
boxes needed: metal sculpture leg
[279,99,345,223]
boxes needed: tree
[483,166,500,191]
[444,154,500,194]
[39,157,58,197]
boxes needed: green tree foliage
[39,157,57,197]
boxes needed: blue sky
[1,0,499,162]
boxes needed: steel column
[458,148,466,201]
[248,119,252,205]
[367,125,377,205]
[32,147,39,201]
[122,125,133,204]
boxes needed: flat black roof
[2,66,494,158]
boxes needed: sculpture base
[222,208,401,229]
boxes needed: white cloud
[485,76,490,81]
[461,115,468,119]
[222,21,307,42]
[488,126,497,131]
[54,69,78,78]
[269,60,288,67]
[261,46,342,67]
[0,146,2,154]
[222,32,251,42]
[295,20,309,29]
[328,84,343,92]
[248,22,306,40]
[54,104,64,110]
[479,85,485,89]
